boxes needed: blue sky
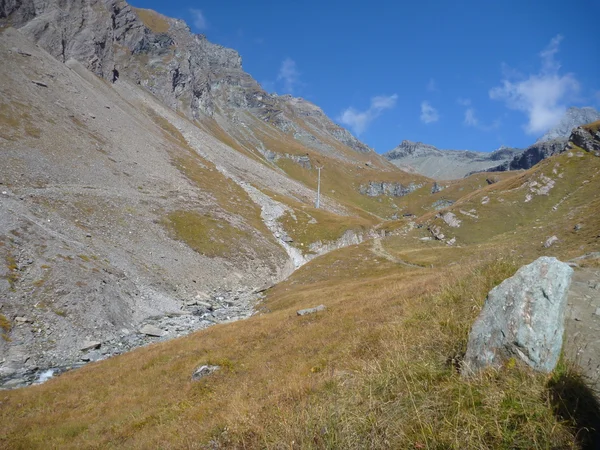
[133,0,600,153]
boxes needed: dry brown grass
[0,238,582,448]
[132,8,170,33]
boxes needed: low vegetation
[132,8,170,33]
[0,314,11,341]
[0,227,594,448]
[163,210,251,258]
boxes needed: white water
[35,369,55,384]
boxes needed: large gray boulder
[462,257,573,375]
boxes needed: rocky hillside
[0,0,374,162]
[385,107,600,179]
[383,140,522,179]
[1,4,600,445]
[0,128,598,448]
[0,0,441,386]
[536,106,600,143]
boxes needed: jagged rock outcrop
[462,257,573,375]
[384,140,522,180]
[482,139,567,174]
[567,121,600,156]
[536,107,600,143]
[359,181,422,197]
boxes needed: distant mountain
[383,140,522,180]
[537,107,600,143]
[475,139,566,175]
[385,107,600,179]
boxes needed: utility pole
[315,165,323,209]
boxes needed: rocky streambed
[0,288,266,389]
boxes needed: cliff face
[484,139,567,173]
[0,0,374,159]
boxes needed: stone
[543,235,559,248]
[196,301,213,310]
[10,47,32,56]
[359,181,422,198]
[14,317,32,324]
[191,364,220,381]
[440,212,461,228]
[80,350,101,362]
[431,182,444,194]
[462,256,573,375]
[79,340,101,352]
[297,305,326,316]
[570,125,600,154]
[1,378,27,389]
[428,225,445,241]
[139,324,164,337]
[595,308,600,317]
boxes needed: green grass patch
[163,210,250,258]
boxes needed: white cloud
[277,58,300,94]
[189,9,207,30]
[338,94,398,135]
[464,108,478,126]
[462,107,501,131]
[489,34,579,135]
[457,97,472,106]
[420,101,439,124]
[427,78,438,92]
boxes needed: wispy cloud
[189,9,207,31]
[427,78,438,92]
[463,106,500,131]
[464,108,478,126]
[420,101,439,124]
[338,94,398,135]
[457,97,472,107]
[489,35,579,135]
[277,58,300,94]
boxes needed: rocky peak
[385,140,441,158]
[1,0,375,159]
[536,106,600,143]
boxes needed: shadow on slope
[548,364,600,450]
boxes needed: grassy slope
[419,150,600,259]
[1,151,599,448]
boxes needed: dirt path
[370,238,422,268]
[564,266,600,384]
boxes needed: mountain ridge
[1,0,376,161]
[384,106,600,179]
